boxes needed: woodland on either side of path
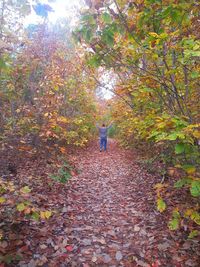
[0,0,200,266]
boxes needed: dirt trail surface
[1,140,199,266]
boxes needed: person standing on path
[96,122,113,152]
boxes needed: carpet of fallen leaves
[0,139,199,266]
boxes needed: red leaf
[151,260,160,267]
[70,170,76,176]
[59,253,68,259]
[65,245,73,252]
[19,245,29,252]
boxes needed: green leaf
[190,180,200,197]
[168,217,179,230]
[191,71,199,79]
[81,14,96,25]
[155,132,168,142]
[170,9,182,23]
[168,210,180,230]
[87,55,101,67]
[3,254,14,264]
[166,133,178,140]
[20,186,31,194]
[174,178,191,188]
[102,13,112,24]
[157,198,166,212]
[188,230,199,239]
[141,87,154,93]
[31,211,40,221]
[175,143,185,154]
[16,203,26,212]
[162,6,173,18]
[184,50,200,58]
[190,211,200,225]
[159,33,168,39]
[86,28,93,42]
[82,27,93,42]
[192,51,200,57]
[167,132,185,141]
[0,58,6,69]
[102,28,114,47]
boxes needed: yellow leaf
[9,185,15,192]
[40,210,52,219]
[45,210,52,219]
[186,166,196,175]
[154,183,168,190]
[154,183,164,190]
[40,211,46,220]
[193,130,200,139]
[0,197,6,204]
[57,116,68,123]
[152,54,159,59]
[149,32,159,38]
[184,208,193,217]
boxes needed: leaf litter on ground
[0,139,199,266]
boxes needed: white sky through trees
[25,0,114,99]
[25,0,83,25]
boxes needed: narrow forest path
[5,140,198,267]
[62,139,158,267]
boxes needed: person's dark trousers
[100,137,107,151]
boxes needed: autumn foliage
[0,1,200,261]
[0,24,98,147]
